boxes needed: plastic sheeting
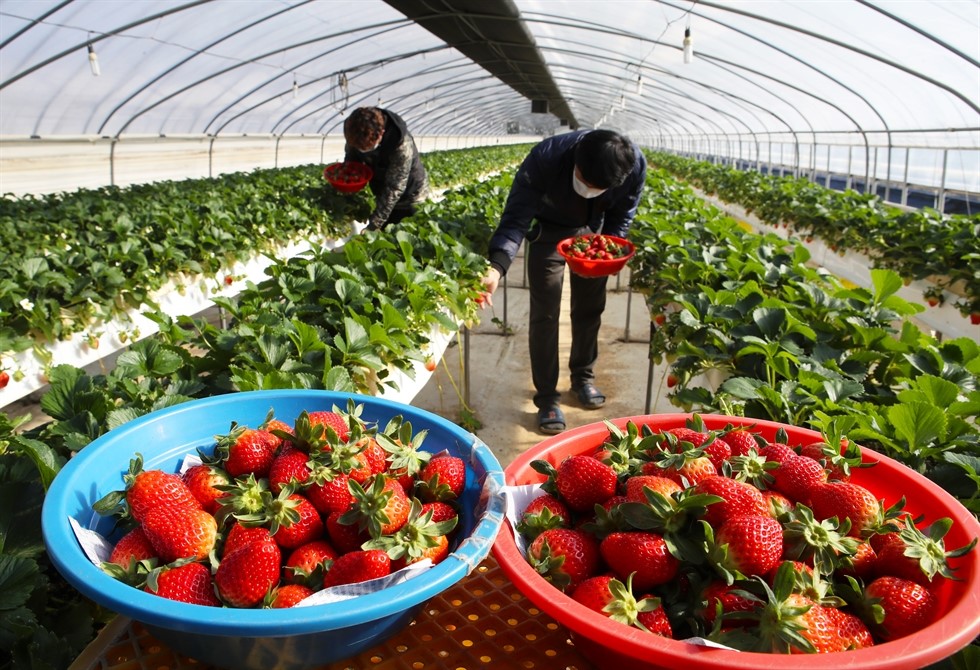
[1,1,978,186]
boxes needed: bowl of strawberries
[324,161,373,193]
[492,413,979,670]
[557,233,636,277]
[42,390,505,670]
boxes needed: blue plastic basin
[42,390,506,670]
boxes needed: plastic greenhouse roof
[1,0,978,149]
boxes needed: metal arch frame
[0,0,73,50]
[110,18,419,138]
[669,0,979,192]
[534,44,792,155]
[0,0,213,90]
[318,70,526,136]
[206,23,445,136]
[96,0,320,135]
[513,9,861,179]
[210,45,462,137]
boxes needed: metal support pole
[939,149,949,214]
[623,284,633,342]
[463,326,471,407]
[644,320,655,415]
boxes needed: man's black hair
[574,129,636,189]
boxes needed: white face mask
[572,173,607,199]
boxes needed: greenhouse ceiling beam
[857,0,979,68]
[382,0,577,126]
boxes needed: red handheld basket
[324,161,373,193]
[557,234,636,277]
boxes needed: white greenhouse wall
[0,134,541,196]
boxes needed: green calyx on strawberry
[214,473,271,526]
[781,504,860,575]
[363,498,457,563]
[572,573,665,632]
[376,416,433,480]
[620,487,722,562]
[516,494,569,540]
[878,515,977,583]
[341,474,410,539]
[595,419,647,475]
[750,562,824,653]
[527,528,599,591]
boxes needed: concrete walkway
[411,248,676,468]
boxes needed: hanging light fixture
[292,73,299,99]
[683,26,694,64]
[87,43,101,77]
[635,74,643,96]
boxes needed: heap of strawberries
[562,234,630,261]
[515,415,977,654]
[94,401,466,609]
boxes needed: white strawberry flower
[20,298,34,311]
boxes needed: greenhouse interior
[1,1,979,669]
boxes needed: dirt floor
[411,248,675,468]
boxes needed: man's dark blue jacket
[487,130,646,276]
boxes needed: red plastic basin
[557,234,636,277]
[324,161,372,193]
[491,413,980,670]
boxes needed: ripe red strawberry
[284,539,338,586]
[839,539,878,579]
[215,424,279,478]
[527,528,600,591]
[0,370,9,389]
[700,437,732,472]
[141,505,217,563]
[759,442,797,464]
[642,452,717,487]
[692,475,767,527]
[420,501,459,526]
[719,428,761,457]
[770,455,828,504]
[145,561,220,606]
[181,464,231,515]
[699,581,758,628]
[971,312,980,325]
[267,583,314,608]
[864,576,937,641]
[555,455,618,512]
[215,535,282,608]
[267,492,324,550]
[822,606,874,651]
[762,490,795,519]
[417,455,466,502]
[95,456,201,523]
[261,417,295,449]
[709,514,784,581]
[808,481,881,538]
[322,549,391,588]
[624,475,682,501]
[358,437,388,475]
[424,357,437,372]
[342,476,411,538]
[365,497,459,570]
[571,575,673,637]
[307,410,350,442]
[108,527,157,568]
[326,508,370,554]
[222,522,273,558]
[517,494,570,540]
[306,469,354,516]
[600,531,679,591]
[872,516,976,584]
[268,447,312,494]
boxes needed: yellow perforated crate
[70,557,594,670]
